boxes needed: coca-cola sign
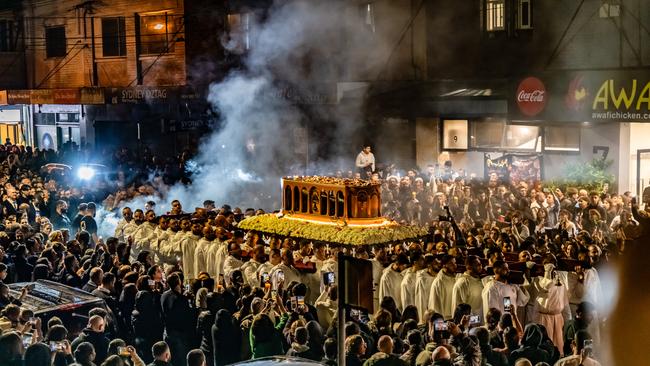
[516,77,547,117]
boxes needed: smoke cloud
[97,0,394,233]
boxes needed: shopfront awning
[0,86,203,106]
[341,79,509,118]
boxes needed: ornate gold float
[238,176,428,246]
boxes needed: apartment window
[45,26,66,58]
[139,13,181,55]
[102,17,126,57]
[227,13,252,53]
[0,20,15,52]
[517,0,533,29]
[485,0,505,31]
[361,3,376,33]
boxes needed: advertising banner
[484,153,542,185]
[509,70,650,122]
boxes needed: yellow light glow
[153,23,165,30]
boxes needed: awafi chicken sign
[509,70,650,122]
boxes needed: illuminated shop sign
[510,71,650,122]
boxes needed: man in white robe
[532,259,571,352]
[371,246,388,311]
[124,209,144,261]
[157,219,180,268]
[378,254,409,311]
[222,242,244,285]
[113,207,133,242]
[240,245,265,288]
[132,210,157,261]
[194,227,215,278]
[270,248,302,290]
[180,222,202,280]
[567,255,603,347]
[428,255,458,320]
[256,248,280,283]
[400,253,425,310]
[414,255,438,323]
[481,260,530,319]
[451,255,484,315]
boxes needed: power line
[35,40,84,88]
[127,21,185,87]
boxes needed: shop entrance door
[0,123,23,145]
[637,149,650,197]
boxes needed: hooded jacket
[509,324,551,365]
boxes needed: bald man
[432,346,450,362]
[364,335,406,366]
[71,315,110,363]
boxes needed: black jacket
[211,309,241,366]
[62,269,83,288]
[509,324,551,366]
[13,256,33,283]
[147,360,173,366]
[71,328,111,364]
[160,289,196,335]
[133,290,164,341]
[51,212,72,230]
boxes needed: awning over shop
[0,86,202,106]
[343,79,509,118]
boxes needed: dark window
[544,126,580,152]
[102,17,126,57]
[139,14,181,55]
[45,26,66,58]
[0,20,15,52]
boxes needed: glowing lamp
[153,23,165,30]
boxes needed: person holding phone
[270,248,301,291]
[555,330,600,366]
[481,261,530,320]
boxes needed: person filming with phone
[481,261,530,319]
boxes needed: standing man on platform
[355,145,375,178]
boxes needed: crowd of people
[0,140,645,366]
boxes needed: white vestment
[400,267,418,310]
[240,259,262,288]
[223,255,244,284]
[194,238,213,278]
[181,233,200,280]
[481,279,530,319]
[451,273,484,315]
[532,274,571,352]
[428,271,458,320]
[414,269,435,322]
[270,263,302,290]
[379,267,404,311]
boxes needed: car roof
[230,356,324,366]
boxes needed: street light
[77,166,96,180]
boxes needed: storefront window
[544,125,580,152]
[503,125,539,150]
[442,119,468,150]
[470,118,504,148]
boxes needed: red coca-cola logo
[516,77,547,117]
